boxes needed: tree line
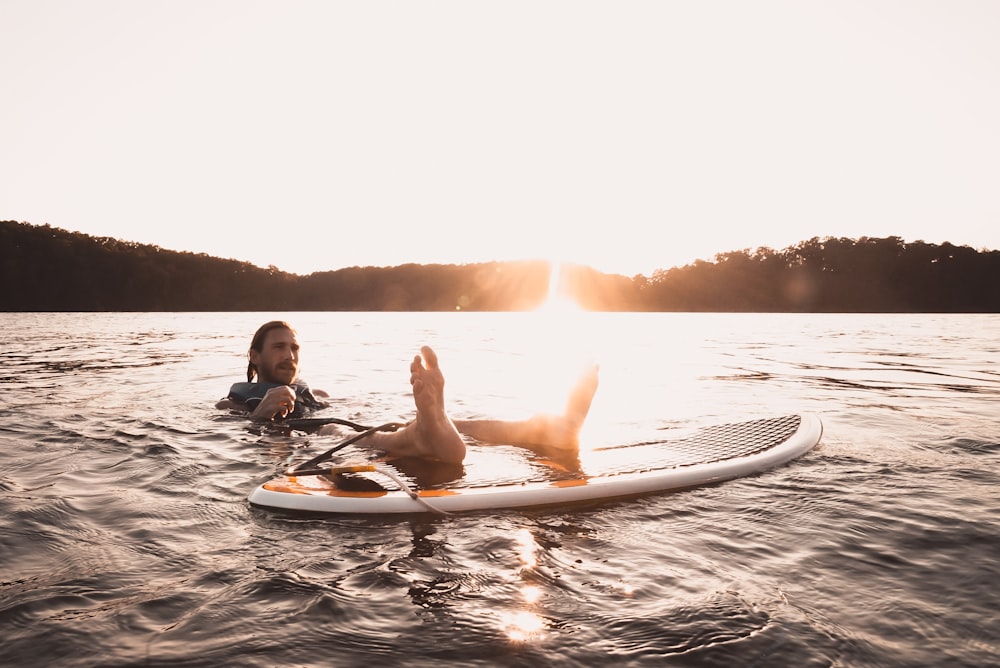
[2,220,998,312]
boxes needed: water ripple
[2,313,1000,667]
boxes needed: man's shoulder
[227,381,273,401]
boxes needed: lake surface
[1,311,998,667]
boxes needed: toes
[420,345,439,370]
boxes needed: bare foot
[564,362,599,431]
[331,349,598,463]
[452,362,599,451]
[356,346,467,464]
[525,362,600,449]
[407,346,467,463]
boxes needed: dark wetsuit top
[226,381,326,419]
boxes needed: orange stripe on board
[323,490,388,498]
[262,480,311,495]
[263,477,388,498]
[550,479,589,488]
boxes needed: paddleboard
[248,413,822,515]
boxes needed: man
[217,321,598,465]
[216,320,328,420]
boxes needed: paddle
[281,417,451,516]
[282,416,375,432]
[285,421,405,475]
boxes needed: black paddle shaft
[285,422,405,474]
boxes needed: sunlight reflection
[522,263,596,417]
[514,528,538,569]
[615,581,636,596]
[497,529,547,643]
[501,610,545,642]
[521,584,542,604]
[520,264,736,456]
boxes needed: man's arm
[217,385,298,420]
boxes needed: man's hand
[251,385,297,420]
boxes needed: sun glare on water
[527,262,684,454]
[497,529,547,642]
[519,263,601,428]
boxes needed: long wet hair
[247,320,295,382]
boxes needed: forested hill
[2,220,998,312]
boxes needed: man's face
[250,327,300,385]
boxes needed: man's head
[247,321,299,384]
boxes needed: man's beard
[265,362,297,384]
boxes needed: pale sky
[2,1,998,277]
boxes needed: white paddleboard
[248,413,822,515]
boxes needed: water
[1,311,998,667]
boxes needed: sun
[515,262,598,416]
[535,262,586,315]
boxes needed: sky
[2,1,998,278]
